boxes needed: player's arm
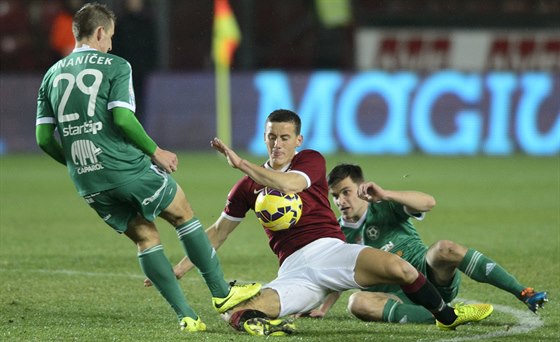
[112,107,178,173]
[210,137,307,193]
[389,190,435,214]
[298,291,342,318]
[144,216,241,287]
[36,123,66,165]
[238,160,307,194]
[358,181,436,214]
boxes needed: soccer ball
[254,188,303,231]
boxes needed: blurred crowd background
[2,0,559,73]
[1,0,558,156]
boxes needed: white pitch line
[0,267,146,279]
[0,267,258,285]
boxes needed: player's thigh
[84,166,178,232]
[158,185,195,227]
[264,274,327,317]
[263,239,363,316]
[112,165,179,224]
[307,240,367,290]
[354,247,418,287]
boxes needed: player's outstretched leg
[137,244,206,332]
[436,303,494,331]
[458,249,549,312]
[175,217,262,312]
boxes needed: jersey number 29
[53,69,103,123]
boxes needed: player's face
[264,121,302,170]
[330,177,369,222]
[98,21,114,53]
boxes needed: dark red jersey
[223,149,345,264]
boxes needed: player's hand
[151,147,178,173]
[358,182,385,203]
[293,309,326,318]
[211,137,243,169]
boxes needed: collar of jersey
[72,44,97,53]
[263,151,299,172]
[340,208,368,229]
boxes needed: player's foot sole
[521,288,549,313]
[243,317,296,336]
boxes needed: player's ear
[296,135,303,147]
[96,26,104,41]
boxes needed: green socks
[138,245,197,320]
[382,298,435,324]
[459,248,526,298]
[176,217,229,298]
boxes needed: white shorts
[263,238,368,317]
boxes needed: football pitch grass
[1,153,558,341]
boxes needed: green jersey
[36,46,151,196]
[339,201,428,263]
[340,201,461,300]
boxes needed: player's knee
[430,240,463,262]
[348,292,384,322]
[348,292,369,320]
[125,218,161,249]
[433,240,455,253]
[167,214,192,228]
[160,200,195,227]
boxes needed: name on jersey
[63,121,103,137]
[53,53,113,71]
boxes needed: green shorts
[365,245,461,304]
[83,165,178,233]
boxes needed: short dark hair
[327,163,364,188]
[72,2,116,41]
[266,109,301,135]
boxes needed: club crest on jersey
[364,225,380,240]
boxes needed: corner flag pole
[213,0,241,147]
